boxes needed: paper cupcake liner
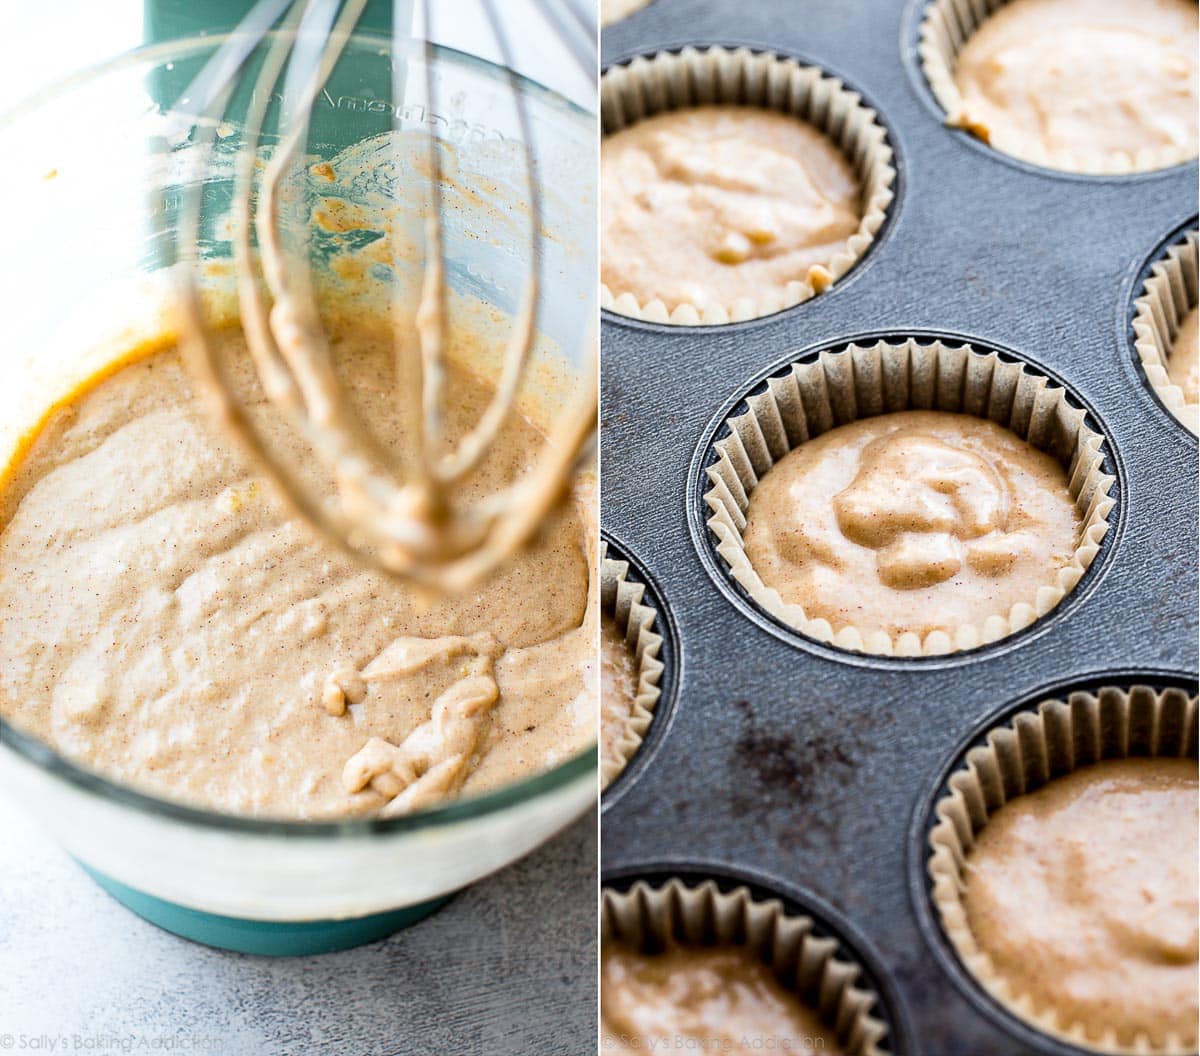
[600,539,664,789]
[600,45,896,325]
[1132,228,1199,436]
[702,337,1116,656]
[927,683,1199,1054]
[917,0,1198,174]
[602,876,892,1055]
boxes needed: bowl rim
[0,33,599,839]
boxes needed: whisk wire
[423,0,547,487]
[175,0,597,590]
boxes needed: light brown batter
[742,411,1080,641]
[601,942,844,1055]
[601,106,861,315]
[951,0,1199,172]
[0,322,594,820]
[600,613,638,773]
[964,757,1198,1047]
[600,0,653,25]
[1168,306,1199,404]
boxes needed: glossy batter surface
[601,106,861,314]
[600,613,639,773]
[951,0,1199,171]
[742,411,1080,640]
[1169,306,1199,404]
[0,328,593,820]
[964,757,1199,1047]
[601,943,843,1055]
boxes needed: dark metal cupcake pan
[599,1,1200,1053]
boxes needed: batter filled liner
[1168,307,1199,402]
[601,877,891,1056]
[1132,228,1199,435]
[702,338,1115,656]
[603,106,861,319]
[600,46,895,325]
[919,0,1199,174]
[599,540,663,790]
[0,313,596,821]
[927,684,1199,1054]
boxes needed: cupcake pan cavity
[601,872,903,1055]
[600,44,896,325]
[917,679,1199,1055]
[700,336,1116,657]
[599,534,680,807]
[916,0,1199,175]
[600,537,668,790]
[602,2,1197,1053]
[1131,224,1199,436]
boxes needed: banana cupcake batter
[0,321,595,820]
[742,411,1080,642]
[601,105,861,316]
[963,757,1198,1048]
[601,942,844,1055]
[948,0,1199,172]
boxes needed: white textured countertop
[0,795,597,1054]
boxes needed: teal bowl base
[81,864,455,956]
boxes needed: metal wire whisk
[172,0,597,591]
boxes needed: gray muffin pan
[599,1,1200,1054]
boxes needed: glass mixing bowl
[0,34,597,955]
